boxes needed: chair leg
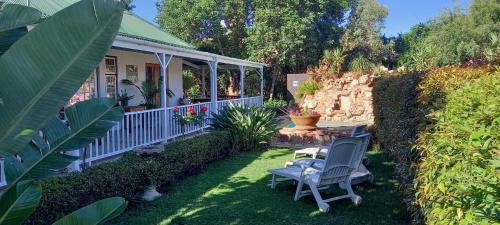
[271,174,277,189]
[309,182,330,213]
[344,179,362,206]
[294,179,304,201]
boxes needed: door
[146,63,161,107]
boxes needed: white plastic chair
[268,137,364,212]
[291,133,374,185]
[292,124,368,159]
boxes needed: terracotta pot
[290,114,321,130]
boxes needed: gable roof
[2,0,195,49]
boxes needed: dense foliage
[211,104,277,151]
[396,0,500,70]
[341,0,392,65]
[373,66,499,224]
[157,0,350,98]
[372,72,421,220]
[26,131,232,225]
[415,67,499,224]
[0,1,130,224]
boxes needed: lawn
[110,147,409,225]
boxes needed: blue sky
[132,0,471,37]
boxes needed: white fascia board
[113,35,265,69]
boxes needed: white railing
[216,96,263,112]
[83,96,263,167]
[83,108,166,166]
[165,102,212,140]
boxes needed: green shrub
[373,72,421,220]
[373,66,499,224]
[322,48,346,75]
[263,98,288,108]
[415,70,499,224]
[26,131,232,225]
[349,54,375,73]
[295,80,321,100]
[211,104,278,152]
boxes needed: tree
[395,0,500,70]
[157,0,349,99]
[156,0,250,58]
[340,0,389,64]
[246,0,348,98]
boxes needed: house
[1,0,265,178]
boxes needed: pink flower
[173,106,179,113]
[201,106,208,113]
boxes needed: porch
[67,35,266,169]
[79,96,263,167]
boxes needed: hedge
[373,66,499,224]
[25,131,232,225]
[414,68,499,224]
[372,72,421,220]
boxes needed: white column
[208,60,218,114]
[239,65,246,99]
[155,53,173,142]
[201,67,207,98]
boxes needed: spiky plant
[211,104,277,151]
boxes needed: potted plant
[173,105,208,136]
[117,89,134,107]
[288,107,321,130]
[121,79,175,109]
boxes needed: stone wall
[301,72,374,124]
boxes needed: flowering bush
[173,106,208,127]
[288,107,320,117]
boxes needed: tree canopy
[157,0,349,98]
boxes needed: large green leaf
[0,3,42,56]
[0,0,126,157]
[0,3,42,32]
[5,98,124,185]
[0,180,42,225]
[52,197,127,225]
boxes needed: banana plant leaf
[4,98,124,187]
[0,0,125,158]
[0,3,42,32]
[52,197,127,225]
[0,180,41,225]
[0,3,42,56]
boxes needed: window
[70,72,96,105]
[105,56,118,99]
[106,75,117,99]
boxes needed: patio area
[109,147,409,225]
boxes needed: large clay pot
[290,114,321,130]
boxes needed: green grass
[110,147,409,225]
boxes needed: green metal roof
[2,0,195,49]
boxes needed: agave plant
[211,104,277,151]
[0,0,129,224]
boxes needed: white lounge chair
[291,133,374,185]
[292,124,368,159]
[268,137,364,212]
